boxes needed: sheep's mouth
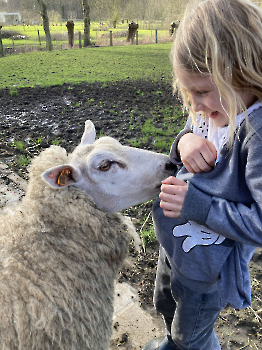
[165,162,177,172]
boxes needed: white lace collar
[193,101,262,162]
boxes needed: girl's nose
[191,96,204,113]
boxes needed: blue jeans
[153,247,226,350]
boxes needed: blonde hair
[172,0,262,144]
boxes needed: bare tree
[18,0,52,50]
[37,0,52,51]
[82,0,91,46]
[4,0,191,32]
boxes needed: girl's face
[176,70,256,127]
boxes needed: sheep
[0,120,176,350]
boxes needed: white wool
[0,146,136,350]
[0,118,174,349]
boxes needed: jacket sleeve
[180,127,262,247]
[170,116,193,165]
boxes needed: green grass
[140,227,157,246]
[16,154,30,167]
[0,43,173,89]
[9,85,18,96]
[128,105,185,151]
[51,138,60,146]
[12,140,25,151]
[1,20,172,55]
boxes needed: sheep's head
[41,120,176,213]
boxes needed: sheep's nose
[165,161,177,172]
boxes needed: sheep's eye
[98,160,114,171]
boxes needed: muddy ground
[0,80,261,349]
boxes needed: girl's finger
[162,208,181,218]
[207,139,218,161]
[160,185,185,198]
[162,176,186,186]
[160,199,182,212]
[183,153,213,173]
[199,149,216,168]
[183,158,202,173]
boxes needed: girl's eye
[197,91,208,95]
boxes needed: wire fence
[0,28,175,56]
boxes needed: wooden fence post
[38,29,41,46]
[0,26,4,57]
[156,29,158,43]
[136,31,138,45]
[79,32,82,48]
[110,31,113,46]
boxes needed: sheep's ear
[41,165,81,188]
[80,120,96,145]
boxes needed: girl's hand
[159,176,188,218]
[177,133,217,173]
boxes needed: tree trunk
[37,0,52,51]
[0,26,4,57]
[82,0,91,47]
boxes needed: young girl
[143,1,262,349]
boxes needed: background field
[0,42,173,89]
[1,20,174,54]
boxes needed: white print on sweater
[173,222,226,253]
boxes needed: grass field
[0,42,173,89]
[1,20,173,52]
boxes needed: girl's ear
[80,120,96,145]
[41,164,81,188]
